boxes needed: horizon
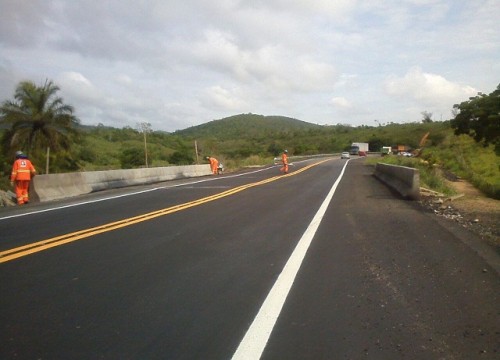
[1,1,498,132]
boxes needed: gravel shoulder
[420,178,500,251]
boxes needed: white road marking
[0,160,327,221]
[231,160,349,360]
[0,165,285,221]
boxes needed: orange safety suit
[280,152,288,174]
[10,156,36,205]
[208,157,219,175]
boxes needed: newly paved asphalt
[1,158,498,359]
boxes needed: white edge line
[0,165,282,221]
[231,160,349,360]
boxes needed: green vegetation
[367,131,499,199]
[421,134,500,199]
[1,114,498,199]
[366,156,456,196]
[1,81,498,199]
[451,84,500,155]
[0,80,80,170]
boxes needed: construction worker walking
[10,151,36,205]
[280,149,288,174]
[205,156,219,175]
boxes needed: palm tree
[0,80,80,170]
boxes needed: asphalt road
[1,158,498,359]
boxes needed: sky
[1,0,499,132]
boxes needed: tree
[136,122,152,167]
[0,80,80,163]
[451,84,500,154]
[167,151,193,165]
[421,111,433,123]
[267,142,282,156]
[120,147,144,168]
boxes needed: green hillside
[174,113,327,158]
[1,114,498,199]
[176,113,321,139]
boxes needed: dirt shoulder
[420,178,500,251]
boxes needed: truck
[396,144,411,155]
[381,146,392,156]
[349,142,369,156]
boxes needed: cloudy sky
[1,0,499,132]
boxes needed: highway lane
[1,158,499,359]
[0,159,332,257]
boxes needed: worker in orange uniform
[10,151,36,205]
[280,149,288,174]
[205,156,219,175]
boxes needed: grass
[421,135,500,199]
[0,177,11,194]
[365,155,457,196]
[365,134,499,200]
[3,139,498,201]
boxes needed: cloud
[201,85,249,111]
[0,0,51,47]
[330,97,352,108]
[0,59,19,100]
[247,0,356,21]
[185,29,337,93]
[385,67,477,106]
[115,74,133,86]
[0,1,498,130]
[56,72,102,103]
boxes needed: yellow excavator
[413,131,430,157]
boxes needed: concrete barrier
[374,163,420,200]
[32,164,212,202]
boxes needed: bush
[120,148,145,169]
[167,151,193,165]
[366,155,456,195]
[423,135,500,199]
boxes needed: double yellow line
[0,160,329,263]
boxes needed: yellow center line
[0,159,330,263]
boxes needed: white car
[341,152,350,159]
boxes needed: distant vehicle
[349,142,369,155]
[399,152,413,157]
[341,152,350,159]
[397,144,410,153]
[381,146,392,156]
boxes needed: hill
[1,113,498,199]
[174,113,322,140]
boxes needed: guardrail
[29,157,419,203]
[374,163,420,200]
[31,164,212,202]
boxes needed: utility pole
[46,147,50,174]
[194,140,199,164]
[137,122,152,168]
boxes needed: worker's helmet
[15,150,24,156]
[284,149,288,153]
[205,156,210,160]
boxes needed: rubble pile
[0,190,16,207]
[419,188,498,243]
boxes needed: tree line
[1,80,498,181]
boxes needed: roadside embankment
[374,163,420,200]
[31,164,212,203]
